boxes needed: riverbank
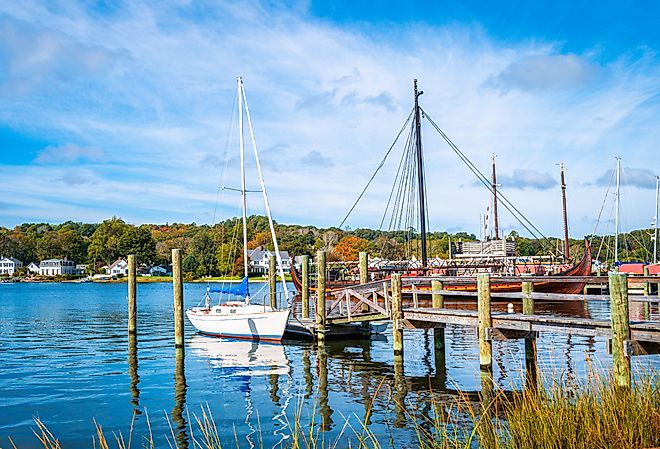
[4,274,293,284]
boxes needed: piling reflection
[127,333,141,414]
[392,354,407,428]
[302,347,313,398]
[172,347,188,449]
[317,347,333,430]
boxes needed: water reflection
[173,347,188,449]
[128,333,141,414]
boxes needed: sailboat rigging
[186,77,290,342]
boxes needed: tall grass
[12,374,660,449]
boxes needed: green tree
[88,217,129,264]
[118,225,156,264]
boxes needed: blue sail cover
[209,276,250,297]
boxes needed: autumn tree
[333,236,372,261]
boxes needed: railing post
[477,274,492,370]
[172,248,184,348]
[301,255,310,319]
[522,280,537,389]
[127,254,137,335]
[316,250,327,345]
[609,272,631,388]
[269,255,277,309]
[391,273,404,358]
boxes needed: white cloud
[34,144,105,164]
[0,1,658,239]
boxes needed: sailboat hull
[186,307,290,342]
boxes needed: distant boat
[186,77,290,342]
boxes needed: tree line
[0,216,656,278]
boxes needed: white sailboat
[186,77,291,342]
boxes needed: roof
[108,259,127,270]
[0,257,22,264]
[247,249,290,261]
[41,258,72,263]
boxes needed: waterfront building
[247,247,290,274]
[106,259,129,276]
[149,265,170,276]
[0,257,23,275]
[39,259,75,276]
[27,262,40,274]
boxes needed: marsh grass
[14,373,660,449]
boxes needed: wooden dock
[290,250,660,388]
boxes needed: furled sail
[209,276,250,297]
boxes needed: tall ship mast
[560,162,570,258]
[413,79,428,268]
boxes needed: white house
[27,262,40,274]
[247,247,291,275]
[75,264,89,276]
[106,259,129,276]
[0,257,23,276]
[39,259,75,276]
[149,265,169,276]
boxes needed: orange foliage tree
[333,236,372,261]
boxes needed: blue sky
[1,0,659,239]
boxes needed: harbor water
[0,282,659,447]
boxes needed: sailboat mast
[238,77,249,278]
[491,154,499,240]
[615,157,621,265]
[241,81,290,303]
[413,79,428,267]
[654,175,659,264]
[560,162,570,258]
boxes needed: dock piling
[269,255,277,309]
[643,266,650,320]
[359,252,369,313]
[391,273,404,357]
[128,254,137,335]
[431,279,446,372]
[477,274,492,370]
[301,255,309,319]
[172,249,184,348]
[609,272,631,388]
[522,280,537,388]
[316,250,327,345]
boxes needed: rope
[422,109,560,257]
[338,108,414,229]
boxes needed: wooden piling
[609,272,631,388]
[522,280,534,315]
[127,254,137,335]
[359,252,369,313]
[391,273,404,357]
[172,248,184,348]
[269,255,277,309]
[522,280,537,389]
[301,255,309,319]
[359,251,368,284]
[643,266,650,320]
[477,273,492,370]
[431,279,446,373]
[316,250,326,344]
[431,280,444,308]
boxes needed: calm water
[1,282,659,448]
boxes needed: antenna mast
[413,79,428,267]
[491,154,499,240]
[614,157,621,266]
[654,175,659,264]
[560,162,570,258]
